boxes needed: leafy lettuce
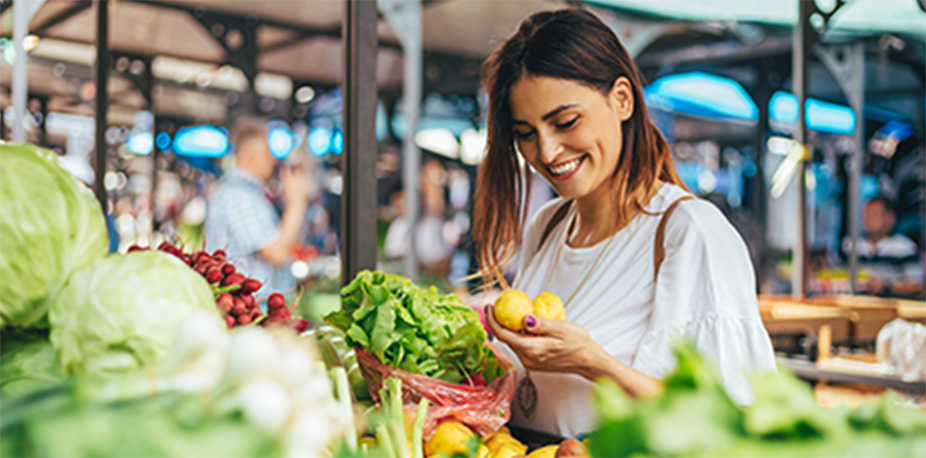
[325,270,495,384]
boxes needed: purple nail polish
[525,315,536,328]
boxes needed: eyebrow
[512,104,579,125]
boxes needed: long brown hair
[473,8,686,287]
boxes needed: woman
[473,8,776,437]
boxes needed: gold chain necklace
[517,209,642,418]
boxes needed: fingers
[522,315,562,338]
[486,305,519,343]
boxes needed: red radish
[268,293,286,310]
[232,298,247,316]
[217,293,234,313]
[212,249,226,259]
[292,318,310,333]
[223,273,245,287]
[241,279,262,294]
[241,294,255,308]
[206,268,223,284]
[221,264,236,276]
[238,314,253,325]
[158,241,173,251]
[224,315,236,328]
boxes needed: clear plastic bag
[876,318,926,382]
[356,342,515,438]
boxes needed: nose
[537,131,563,164]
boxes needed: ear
[609,76,634,122]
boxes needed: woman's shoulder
[527,196,571,231]
[656,188,742,246]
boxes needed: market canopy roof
[587,0,926,43]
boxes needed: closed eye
[556,116,579,130]
[514,129,535,140]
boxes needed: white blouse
[498,183,776,438]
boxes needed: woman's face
[508,75,633,202]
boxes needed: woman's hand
[486,305,606,379]
[486,304,663,397]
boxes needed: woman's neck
[568,179,665,248]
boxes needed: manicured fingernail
[525,315,536,328]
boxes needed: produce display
[2,312,353,458]
[0,143,109,329]
[2,141,924,458]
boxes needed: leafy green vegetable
[588,340,926,458]
[0,385,282,458]
[0,143,109,329]
[326,270,494,384]
[0,330,64,397]
[49,251,222,377]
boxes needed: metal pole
[93,0,109,208]
[381,0,423,281]
[340,0,379,285]
[12,0,28,142]
[791,0,811,299]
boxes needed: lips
[548,155,586,180]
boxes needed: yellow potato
[486,434,526,454]
[424,420,477,458]
[527,445,558,458]
[532,292,565,321]
[489,443,528,458]
[494,290,533,331]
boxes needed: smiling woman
[471,8,777,438]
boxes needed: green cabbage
[49,251,221,376]
[0,142,109,329]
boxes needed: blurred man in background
[205,118,309,297]
[843,196,924,298]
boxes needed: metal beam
[30,1,91,35]
[817,42,865,294]
[341,0,379,285]
[93,0,109,208]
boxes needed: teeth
[549,157,582,176]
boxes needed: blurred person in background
[205,118,309,297]
[842,195,924,298]
[383,161,455,274]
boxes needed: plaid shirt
[205,167,295,301]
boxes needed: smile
[548,155,586,179]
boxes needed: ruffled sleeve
[630,200,777,405]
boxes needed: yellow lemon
[476,443,491,458]
[424,420,477,457]
[528,445,558,458]
[532,292,565,321]
[494,289,533,331]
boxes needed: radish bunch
[127,242,309,333]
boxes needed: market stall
[2,0,926,457]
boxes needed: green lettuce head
[49,251,222,376]
[0,142,109,328]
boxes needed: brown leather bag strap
[654,195,695,279]
[537,200,573,252]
